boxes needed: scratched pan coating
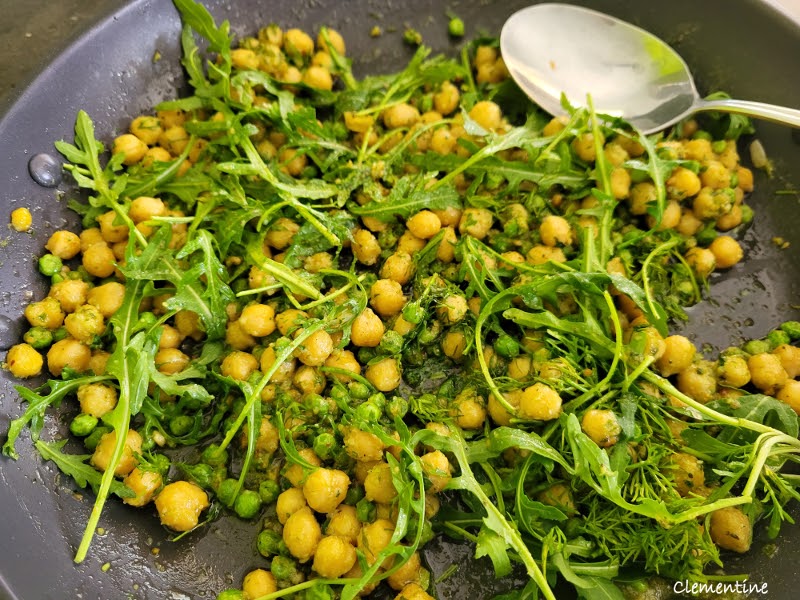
[1,0,800,598]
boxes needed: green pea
[313,432,337,460]
[182,463,215,489]
[202,443,229,467]
[259,480,280,504]
[344,485,364,506]
[23,326,53,349]
[234,490,262,519]
[38,254,63,277]
[368,392,386,409]
[357,347,376,365]
[304,582,335,600]
[692,130,713,141]
[70,413,98,437]
[356,402,382,423]
[403,28,423,46]
[695,224,717,246]
[169,415,194,436]
[768,329,791,349]
[781,321,800,341]
[257,529,283,558]
[216,478,239,507]
[216,590,244,600]
[402,301,424,325]
[356,497,376,522]
[271,555,301,583]
[330,385,349,403]
[494,334,520,359]
[743,339,771,356]
[387,396,408,420]
[349,382,370,399]
[379,330,404,355]
[418,321,441,344]
[84,425,112,451]
[711,140,728,154]
[305,393,329,418]
[52,326,69,343]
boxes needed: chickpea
[365,357,402,392]
[317,27,346,55]
[538,483,576,514]
[122,467,162,507]
[655,335,696,377]
[693,187,734,220]
[344,111,375,133]
[716,204,743,231]
[226,320,256,351]
[526,245,567,265]
[303,65,333,91]
[487,390,520,426]
[238,304,276,337]
[313,535,357,578]
[364,462,398,504]
[709,507,752,553]
[156,109,185,129]
[777,380,800,414]
[441,331,467,360]
[266,217,300,250]
[10,207,33,232]
[129,115,162,146]
[628,182,656,216]
[284,448,322,488]
[82,234,117,277]
[435,294,467,325]
[129,196,166,224]
[668,452,705,497]
[284,28,315,56]
[571,132,604,162]
[142,146,172,167]
[303,468,350,513]
[394,583,435,600]
[324,349,361,382]
[293,365,325,395]
[406,210,442,240]
[326,504,361,544]
[47,338,91,376]
[231,47,260,70]
[748,352,788,394]
[50,280,90,314]
[5,343,44,378]
[458,207,493,240]
[717,354,751,388]
[381,252,415,285]
[581,409,621,447]
[97,210,129,244]
[352,229,382,265]
[708,235,743,269]
[344,427,385,462]
[158,125,190,156]
[518,383,562,421]
[667,166,702,199]
[276,487,307,524]
[276,308,307,336]
[370,279,406,318]
[260,345,297,382]
[283,506,322,562]
[113,133,148,165]
[700,160,731,189]
[175,310,203,341]
[774,344,800,378]
[452,393,486,430]
[609,167,631,200]
[542,115,568,136]
[221,351,258,381]
[242,569,277,600]
[294,329,334,366]
[45,230,81,259]
[433,81,460,115]
[685,247,716,279]
[468,101,502,131]
[539,215,573,247]
[87,282,125,318]
[677,209,703,237]
[78,383,117,418]
[676,361,718,403]
[358,518,395,566]
[155,481,209,532]
[387,551,424,591]
[508,355,532,380]
[155,347,190,375]
[255,417,280,455]
[396,230,427,254]
[383,103,420,129]
[91,429,143,476]
[25,297,65,329]
[420,450,451,493]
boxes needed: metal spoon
[500,3,800,133]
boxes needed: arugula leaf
[349,174,461,222]
[35,440,134,499]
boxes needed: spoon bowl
[500,3,800,133]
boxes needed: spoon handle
[696,97,800,128]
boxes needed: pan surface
[1,0,800,598]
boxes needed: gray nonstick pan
[1,0,800,598]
